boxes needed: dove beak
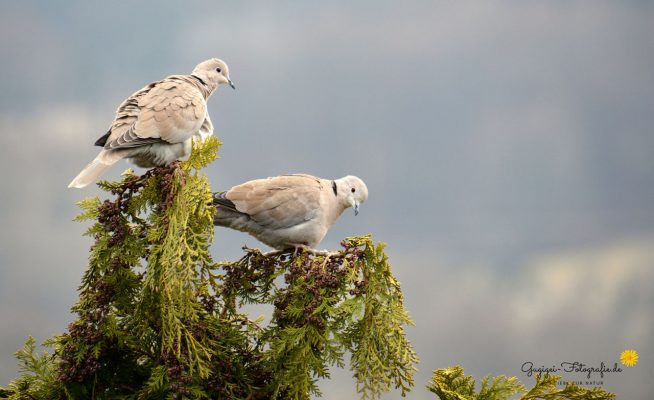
[354,202,360,216]
[228,78,236,90]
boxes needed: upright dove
[213,174,368,250]
[68,58,235,188]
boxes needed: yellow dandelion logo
[620,349,639,367]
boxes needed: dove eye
[215,68,222,73]
[351,188,356,193]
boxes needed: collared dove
[68,58,235,188]
[213,174,369,250]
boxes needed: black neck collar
[191,74,208,87]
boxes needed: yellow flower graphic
[620,349,638,367]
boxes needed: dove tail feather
[213,191,238,211]
[94,130,111,147]
[68,150,121,188]
[213,193,255,231]
[213,205,252,231]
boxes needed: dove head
[192,58,235,93]
[336,175,368,216]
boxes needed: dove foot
[291,245,340,257]
[251,245,340,258]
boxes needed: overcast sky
[1,1,653,398]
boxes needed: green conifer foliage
[427,366,615,400]
[1,137,418,399]
[1,137,615,400]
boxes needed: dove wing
[226,175,324,230]
[100,77,207,150]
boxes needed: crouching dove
[68,58,235,188]
[213,174,368,250]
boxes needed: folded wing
[99,77,207,151]
[225,174,324,229]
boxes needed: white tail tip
[68,159,112,188]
